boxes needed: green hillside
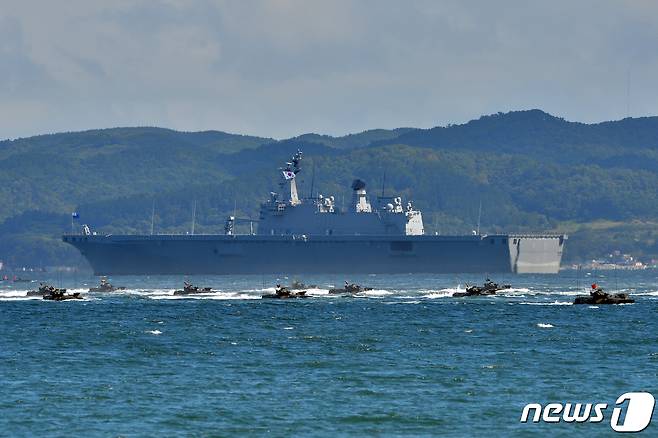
[1,110,657,268]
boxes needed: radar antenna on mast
[309,159,316,199]
[292,149,302,173]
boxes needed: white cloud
[1,0,658,139]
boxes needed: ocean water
[1,270,657,436]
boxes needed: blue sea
[1,270,657,436]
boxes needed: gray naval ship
[63,150,565,275]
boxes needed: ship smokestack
[351,179,371,213]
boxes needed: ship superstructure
[250,150,424,238]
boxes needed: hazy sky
[2,0,658,139]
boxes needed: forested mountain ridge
[1,110,656,268]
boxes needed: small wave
[0,296,42,301]
[440,287,465,294]
[283,327,294,330]
[550,290,589,296]
[521,301,572,306]
[120,288,175,296]
[147,330,162,335]
[422,288,458,298]
[504,287,530,293]
[537,323,554,328]
[358,289,392,296]
[384,300,421,305]
[148,292,261,300]
[422,293,452,299]
[304,288,330,296]
[1,292,90,302]
[0,290,34,298]
[589,306,599,309]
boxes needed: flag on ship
[282,170,295,180]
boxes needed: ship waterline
[62,233,564,275]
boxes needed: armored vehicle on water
[89,277,125,292]
[574,284,635,305]
[329,281,374,294]
[63,150,565,275]
[262,284,307,299]
[43,289,83,301]
[453,279,511,297]
[27,283,62,297]
[173,282,213,296]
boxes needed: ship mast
[476,199,482,236]
[191,200,197,235]
[309,160,316,199]
[279,150,303,205]
[150,199,155,235]
[290,178,300,205]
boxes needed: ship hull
[63,234,565,275]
